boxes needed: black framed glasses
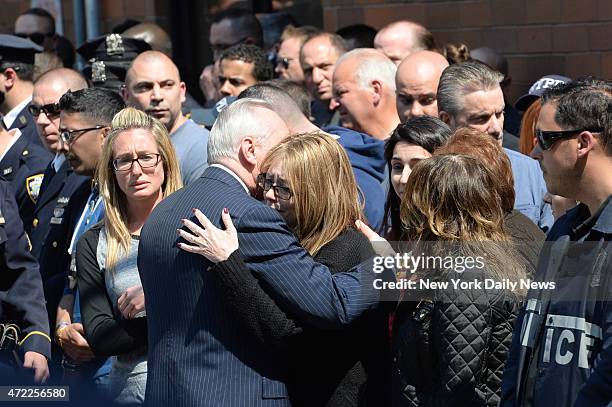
[276,57,292,70]
[28,103,60,118]
[112,153,161,172]
[60,126,105,145]
[535,128,603,151]
[256,173,292,200]
[14,32,53,46]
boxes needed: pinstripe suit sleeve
[235,204,394,330]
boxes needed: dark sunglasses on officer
[535,128,603,151]
[14,31,54,46]
[28,103,61,118]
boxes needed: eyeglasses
[28,103,60,118]
[14,32,54,45]
[60,126,106,145]
[276,57,292,70]
[112,153,161,172]
[535,128,603,151]
[256,173,292,200]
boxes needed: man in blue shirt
[437,60,553,231]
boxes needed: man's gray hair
[336,48,397,92]
[208,98,277,164]
[437,60,504,117]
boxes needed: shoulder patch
[26,174,44,203]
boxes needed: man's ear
[179,81,186,104]
[577,130,597,158]
[371,80,382,106]
[439,110,452,126]
[2,68,17,88]
[121,85,129,104]
[238,136,258,167]
[100,126,110,142]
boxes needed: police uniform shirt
[0,128,52,227]
[0,177,51,359]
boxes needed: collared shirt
[3,96,32,129]
[52,153,66,173]
[210,163,249,194]
[68,187,104,256]
[0,128,22,162]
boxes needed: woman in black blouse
[178,131,389,406]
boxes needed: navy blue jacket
[324,125,387,232]
[138,165,394,407]
[0,131,52,227]
[501,197,612,407]
[36,177,91,330]
[0,177,51,359]
[29,158,89,258]
[8,102,43,147]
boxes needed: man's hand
[199,63,221,103]
[23,351,49,383]
[118,285,145,319]
[57,323,95,363]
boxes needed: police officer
[77,33,150,95]
[29,68,89,254]
[0,34,43,146]
[0,112,51,228]
[0,176,50,384]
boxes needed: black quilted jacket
[391,269,521,407]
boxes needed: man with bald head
[331,48,399,141]
[374,20,435,65]
[123,22,172,57]
[124,50,209,185]
[395,50,449,122]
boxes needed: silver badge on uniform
[2,167,12,175]
[91,60,107,83]
[106,33,125,56]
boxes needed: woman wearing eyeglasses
[178,132,389,406]
[76,108,182,405]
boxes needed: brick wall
[323,0,612,104]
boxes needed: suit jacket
[8,102,43,147]
[138,165,392,407]
[0,131,52,227]
[0,178,50,360]
[29,159,89,257]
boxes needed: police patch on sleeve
[26,174,44,203]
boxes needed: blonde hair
[97,107,182,270]
[260,132,363,256]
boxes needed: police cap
[0,34,43,66]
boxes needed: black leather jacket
[391,269,521,407]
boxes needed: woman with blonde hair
[178,131,389,406]
[77,107,182,405]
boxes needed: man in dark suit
[28,67,89,251]
[139,98,395,406]
[0,34,43,146]
[0,177,50,384]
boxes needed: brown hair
[260,131,363,256]
[400,154,525,295]
[442,43,470,65]
[435,128,515,213]
[519,98,541,155]
[280,25,320,45]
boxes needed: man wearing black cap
[0,34,45,147]
[77,33,151,94]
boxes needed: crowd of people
[0,5,610,407]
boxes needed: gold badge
[26,174,44,204]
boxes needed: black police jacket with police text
[500,198,612,407]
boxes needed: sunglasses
[256,173,292,200]
[28,103,60,118]
[535,128,603,151]
[14,32,53,46]
[276,57,292,70]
